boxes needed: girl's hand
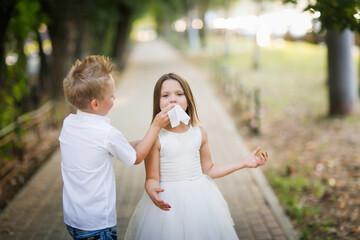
[242,147,268,168]
[152,104,175,129]
[147,187,171,211]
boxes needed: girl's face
[159,79,188,111]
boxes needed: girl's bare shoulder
[196,124,208,145]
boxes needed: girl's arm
[144,138,171,211]
[200,126,268,179]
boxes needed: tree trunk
[37,30,51,98]
[41,0,76,100]
[0,0,17,86]
[326,29,358,115]
[73,0,89,61]
[187,7,200,50]
[112,4,133,69]
[222,0,230,56]
[48,22,74,100]
[198,0,209,48]
[253,0,264,70]
[74,18,87,61]
[253,39,261,70]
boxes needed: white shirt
[59,110,136,230]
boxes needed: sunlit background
[132,0,318,45]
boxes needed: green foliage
[75,0,151,55]
[208,0,239,9]
[1,0,44,128]
[306,0,360,32]
[8,0,41,40]
[86,0,121,54]
[145,0,187,34]
[282,0,297,4]
[283,0,360,33]
[266,168,326,239]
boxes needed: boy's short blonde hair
[63,55,114,110]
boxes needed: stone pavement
[0,39,298,240]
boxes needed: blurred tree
[283,0,360,115]
[222,0,230,56]
[0,0,45,127]
[147,0,238,50]
[111,0,166,68]
[111,0,138,68]
[150,0,186,34]
[40,0,75,100]
[209,0,239,55]
[87,0,119,56]
[146,0,232,50]
[185,0,201,50]
[40,0,147,98]
[197,0,210,47]
[36,24,52,101]
[252,0,269,70]
[0,0,17,88]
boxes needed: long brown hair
[152,73,200,126]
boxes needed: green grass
[266,166,327,240]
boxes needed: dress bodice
[158,125,203,182]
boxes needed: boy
[59,55,172,240]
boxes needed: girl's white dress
[124,125,239,240]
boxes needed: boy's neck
[79,108,104,116]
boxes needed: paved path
[0,39,298,240]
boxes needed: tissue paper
[167,105,190,128]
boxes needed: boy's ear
[90,99,99,110]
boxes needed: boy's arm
[133,104,174,165]
[133,124,161,164]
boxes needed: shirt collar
[76,110,111,124]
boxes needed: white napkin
[167,104,190,128]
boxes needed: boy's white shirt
[167,104,190,128]
[59,110,136,230]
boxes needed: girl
[124,73,268,240]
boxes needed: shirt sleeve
[105,127,136,165]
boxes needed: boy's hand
[242,147,268,168]
[147,187,171,211]
[153,104,175,129]
[129,140,140,148]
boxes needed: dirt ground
[235,104,360,239]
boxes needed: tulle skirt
[124,174,239,240]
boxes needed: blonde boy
[59,56,172,240]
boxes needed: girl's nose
[170,95,177,103]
